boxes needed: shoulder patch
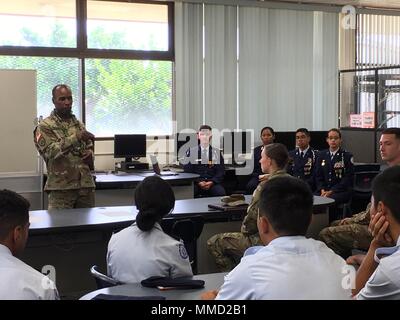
[178,243,188,259]
[38,137,46,147]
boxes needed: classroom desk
[94,172,200,206]
[24,195,333,298]
[28,195,333,233]
[80,272,227,300]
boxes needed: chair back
[353,171,380,193]
[171,216,205,274]
[90,265,120,289]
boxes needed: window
[87,1,169,51]
[357,14,400,67]
[85,58,172,136]
[0,0,76,48]
[0,0,174,137]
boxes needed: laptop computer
[150,155,178,176]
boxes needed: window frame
[0,0,175,140]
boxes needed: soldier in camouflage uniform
[33,84,96,209]
[319,128,400,258]
[207,143,292,271]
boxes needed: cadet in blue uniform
[107,176,193,283]
[245,126,275,194]
[314,128,354,221]
[183,125,226,197]
[288,128,318,192]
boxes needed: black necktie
[300,151,304,158]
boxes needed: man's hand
[321,189,333,197]
[77,130,95,142]
[198,181,207,189]
[368,211,394,248]
[82,150,94,170]
[198,181,214,190]
[346,254,366,266]
[324,190,334,197]
[203,181,214,190]
[200,289,219,300]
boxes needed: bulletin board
[0,69,37,174]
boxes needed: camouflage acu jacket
[241,170,291,236]
[33,110,95,191]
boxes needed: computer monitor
[176,132,198,160]
[114,134,146,163]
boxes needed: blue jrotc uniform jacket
[314,148,354,194]
[288,147,318,190]
[250,145,263,178]
[183,145,225,184]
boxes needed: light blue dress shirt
[107,223,193,283]
[357,236,400,300]
[216,236,351,300]
[0,244,59,300]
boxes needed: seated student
[314,128,354,221]
[353,166,400,300]
[107,176,193,283]
[245,126,275,194]
[201,177,351,300]
[288,128,318,192]
[0,189,59,300]
[183,125,225,197]
[207,143,291,272]
[319,128,400,259]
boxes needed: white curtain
[238,7,270,134]
[175,3,339,135]
[312,12,339,130]
[204,4,237,132]
[175,2,203,132]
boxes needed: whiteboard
[0,70,37,174]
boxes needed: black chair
[90,265,121,289]
[351,171,380,214]
[338,199,353,219]
[170,216,205,274]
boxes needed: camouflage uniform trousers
[318,219,372,258]
[207,232,263,272]
[48,188,95,209]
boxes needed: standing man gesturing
[34,84,95,209]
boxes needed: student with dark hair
[202,177,350,300]
[354,166,400,299]
[288,128,318,191]
[107,176,192,283]
[314,128,354,221]
[0,189,58,299]
[246,126,275,194]
[207,143,291,272]
[183,125,226,197]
